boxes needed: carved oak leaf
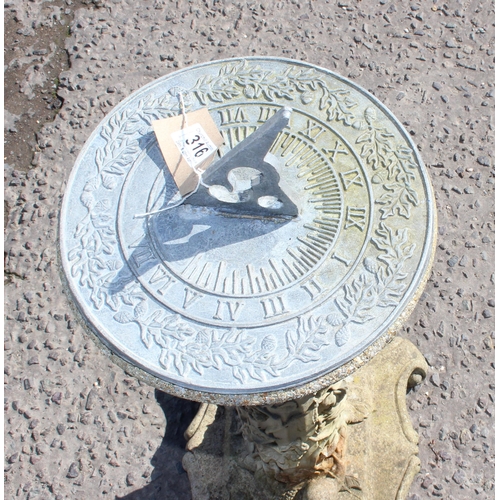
[285,325,300,354]
[161,319,197,341]
[324,92,340,121]
[104,293,120,312]
[194,75,240,104]
[336,273,378,324]
[244,364,265,382]
[378,282,407,307]
[319,85,331,111]
[158,349,169,369]
[101,145,138,175]
[396,183,419,218]
[283,316,331,366]
[94,199,112,212]
[137,310,165,350]
[371,222,401,259]
[232,366,246,383]
[100,123,113,143]
[140,325,153,349]
[377,183,419,220]
[261,362,280,378]
[190,360,205,376]
[220,59,247,76]
[212,353,224,371]
[290,68,318,90]
[74,219,91,242]
[262,81,294,101]
[217,341,251,364]
[90,286,105,310]
[374,225,416,270]
[173,352,188,376]
[67,246,81,261]
[386,146,418,183]
[356,124,394,171]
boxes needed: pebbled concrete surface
[4,1,494,499]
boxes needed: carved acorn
[363,257,378,274]
[195,330,210,345]
[134,300,148,319]
[80,191,94,209]
[243,85,256,99]
[84,176,100,192]
[260,335,277,353]
[326,313,344,327]
[101,174,118,190]
[335,325,350,346]
[300,91,314,104]
[364,106,377,126]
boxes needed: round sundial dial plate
[118,104,372,329]
[60,57,435,401]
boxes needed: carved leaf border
[107,219,415,382]
[68,93,180,306]
[357,107,420,220]
[328,221,416,347]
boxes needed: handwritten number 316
[185,135,209,157]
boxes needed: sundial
[60,57,435,404]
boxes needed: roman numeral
[218,107,249,125]
[332,253,352,266]
[257,106,277,123]
[132,248,154,268]
[339,168,363,190]
[322,141,348,162]
[299,120,325,142]
[260,296,288,319]
[213,300,244,322]
[150,267,176,298]
[128,234,155,268]
[157,276,176,295]
[344,206,367,231]
[301,278,322,300]
[148,265,169,285]
[182,288,203,309]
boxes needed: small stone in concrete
[452,469,466,485]
[66,462,79,479]
[430,373,440,387]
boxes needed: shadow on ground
[117,391,200,500]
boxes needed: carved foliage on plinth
[236,383,367,485]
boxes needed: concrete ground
[4,0,494,499]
